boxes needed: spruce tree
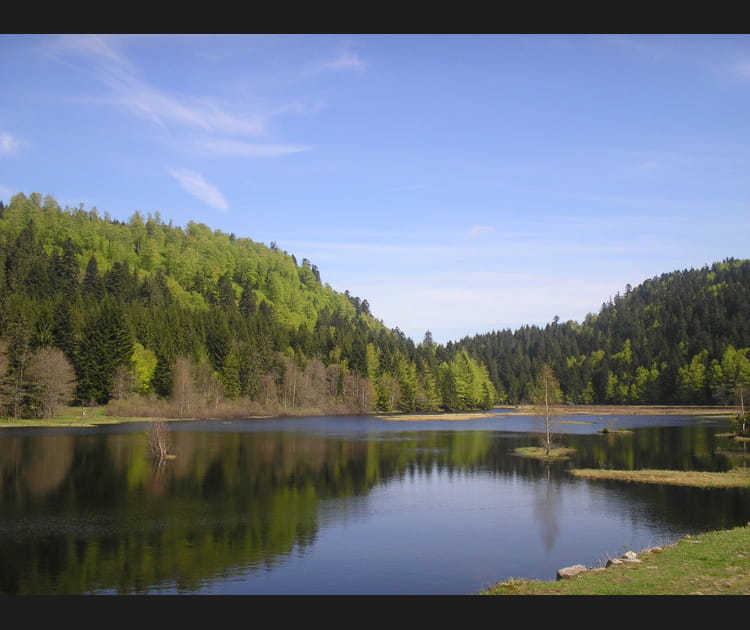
[75,298,133,404]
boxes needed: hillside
[454,259,750,405]
[0,192,495,419]
[1,192,748,419]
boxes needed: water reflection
[532,468,563,551]
[0,415,748,594]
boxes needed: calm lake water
[1,410,748,595]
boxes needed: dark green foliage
[104,261,138,301]
[82,256,105,301]
[74,298,133,404]
[0,313,34,418]
[51,237,81,298]
[456,259,750,405]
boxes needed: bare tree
[25,348,76,418]
[171,356,195,418]
[147,420,173,460]
[111,364,137,400]
[192,360,223,408]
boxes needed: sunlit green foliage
[0,192,498,417]
[4,191,747,417]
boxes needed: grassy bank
[479,523,750,595]
[568,467,750,488]
[516,404,735,417]
[0,405,170,428]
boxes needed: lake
[1,410,748,595]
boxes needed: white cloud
[316,51,365,72]
[0,132,21,157]
[168,168,228,211]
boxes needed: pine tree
[75,298,133,404]
[82,255,105,301]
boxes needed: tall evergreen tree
[82,255,105,301]
[75,298,133,404]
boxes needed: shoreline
[516,404,735,417]
[479,523,750,595]
[0,403,736,429]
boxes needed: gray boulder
[556,564,588,580]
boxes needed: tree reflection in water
[0,417,748,594]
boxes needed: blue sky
[1,34,749,344]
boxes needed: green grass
[478,524,750,595]
[0,406,167,428]
[568,467,750,488]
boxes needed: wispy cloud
[0,132,21,157]
[316,50,365,72]
[734,60,750,80]
[46,34,304,150]
[311,39,366,74]
[51,35,266,137]
[168,168,228,211]
[193,137,310,158]
[468,225,495,238]
[603,34,750,84]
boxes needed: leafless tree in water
[147,420,173,461]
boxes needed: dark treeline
[452,259,750,406]
[0,193,495,419]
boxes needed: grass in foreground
[568,467,750,488]
[479,524,750,595]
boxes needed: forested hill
[0,192,748,419]
[452,258,750,406]
[0,192,496,419]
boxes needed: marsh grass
[568,467,750,488]
[479,524,750,595]
[377,411,497,421]
[513,446,576,461]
